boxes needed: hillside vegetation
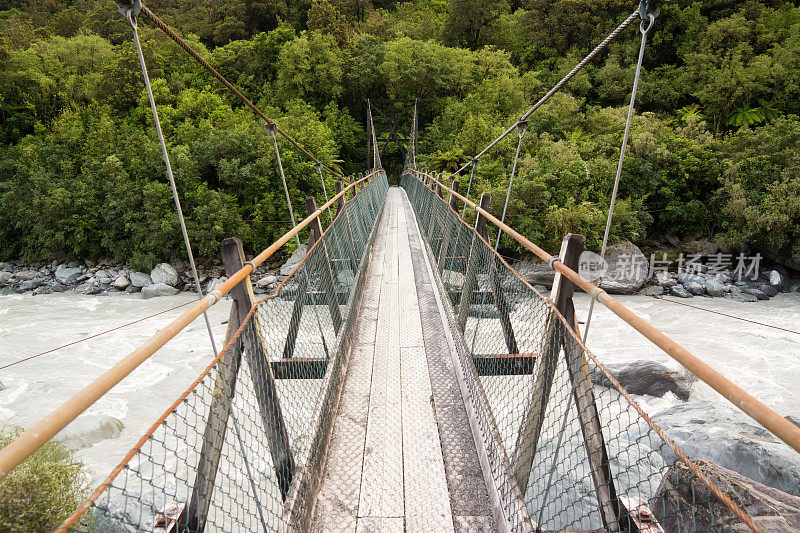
[1,0,799,270]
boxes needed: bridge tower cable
[119,3,269,529]
[582,4,655,344]
[445,8,641,183]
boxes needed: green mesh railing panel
[400,170,753,532]
[67,174,388,532]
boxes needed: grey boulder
[280,244,307,276]
[725,291,758,303]
[598,242,649,294]
[638,285,663,296]
[256,275,278,288]
[704,278,727,297]
[685,281,706,295]
[151,263,179,286]
[113,276,130,290]
[769,270,790,292]
[141,282,180,299]
[129,271,152,287]
[14,270,39,281]
[55,265,82,285]
[591,359,695,400]
[652,460,800,532]
[758,284,778,297]
[670,285,692,298]
[743,288,769,301]
[0,271,11,284]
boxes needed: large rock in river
[280,244,307,277]
[150,263,179,286]
[647,402,800,496]
[142,282,180,299]
[598,242,648,294]
[56,414,124,450]
[651,460,800,532]
[591,360,696,400]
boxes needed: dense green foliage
[1,0,799,268]
[0,427,88,531]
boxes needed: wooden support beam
[181,237,295,532]
[563,299,624,532]
[335,180,346,216]
[473,353,537,376]
[457,193,491,332]
[283,271,309,359]
[449,179,460,211]
[511,233,583,493]
[270,357,328,380]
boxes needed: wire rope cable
[137,4,341,178]
[582,9,654,344]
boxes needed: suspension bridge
[1,1,800,531]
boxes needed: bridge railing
[401,169,775,532]
[4,171,387,532]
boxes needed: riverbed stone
[33,285,51,295]
[113,276,130,290]
[646,402,800,497]
[19,280,38,291]
[758,284,778,297]
[56,414,124,450]
[256,275,278,288]
[514,260,555,288]
[50,283,67,292]
[670,285,692,298]
[599,242,649,294]
[725,291,758,303]
[14,270,39,281]
[769,270,790,292]
[654,271,677,287]
[0,271,11,284]
[744,288,769,300]
[55,265,83,285]
[685,281,706,295]
[652,460,800,532]
[704,278,727,297]
[677,272,705,287]
[639,285,663,296]
[141,282,180,299]
[150,263,178,286]
[592,360,696,400]
[129,271,152,287]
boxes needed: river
[0,291,798,489]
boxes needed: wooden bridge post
[305,196,342,333]
[511,234,623,531]
[335,180,358,275]
[512,234,582,491]
[457,192,491,332]
[181,238,295,531]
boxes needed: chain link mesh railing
[400,170,760,532]
[60,173,388,532]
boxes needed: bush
[0,427,89,532]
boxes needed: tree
[442,0,509,49]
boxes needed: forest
[1,0,799,270]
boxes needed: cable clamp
[245,260,258,273]
[264,122,278,136]
[116,0,141,28]
[590,287,606,301]
[549,256,561,269]
[639,1,656,33]
[206,289,223,306]
[517,120,529,135]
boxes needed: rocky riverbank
[0,256,295,299]
[514,242,800,303]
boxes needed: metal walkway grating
[311,188,495,532]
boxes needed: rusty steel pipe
[412,170,800,455]
[0,172,379,480]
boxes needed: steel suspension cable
[128,8,219,358]
[127,8,266,520]
[137,4,342,178]
[447,9,640,180]
[582,11,654,344]
[268,125,302,249]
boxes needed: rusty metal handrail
[0,171,379,480]
[411,169,800,455]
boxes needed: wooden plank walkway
[311,188,495,532]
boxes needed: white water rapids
[0,291,798,489]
